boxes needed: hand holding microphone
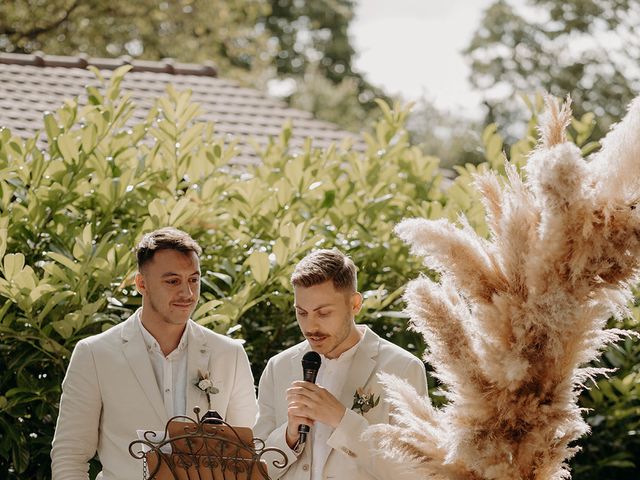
[297,351,321,444]
[286,351,347,448]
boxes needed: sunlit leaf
[247,251,270,284]
[3,253,25,280]
[57,133,79,163]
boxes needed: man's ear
[352,292,363,315]
[134,272,146,296]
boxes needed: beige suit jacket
[51,311,258,480]
[254,326,428,480]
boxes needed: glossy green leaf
[57,133,79,163]
[247,251,270,284]
[3,253,25,280]
[47,252,80,274]
[44,112,60,140]
[0,228,6,259]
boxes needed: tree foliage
[465,0,640,139]
[263,0,388,126]
[0,0,269,75]
[406,98,484,169]
[265,0,353,82]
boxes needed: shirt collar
[137,311,189,356]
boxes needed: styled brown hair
[136,227,202,269]
[291,248,357,292]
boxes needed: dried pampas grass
[370,95,640,479]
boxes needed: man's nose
[181,281,196,298]
[306,316,321,330]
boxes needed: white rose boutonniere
[351,387,380,415]
[195,370,219,409]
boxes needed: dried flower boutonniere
[195,370,219,409]
[351,387,380,415]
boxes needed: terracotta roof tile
[0,53,364,164]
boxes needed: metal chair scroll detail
[129,407,288,480]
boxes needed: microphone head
[301,351,321,370]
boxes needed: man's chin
[171,305,196,317]
[164,312,192,325]
[308,339,339,357]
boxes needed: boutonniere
[351,387,380,415]
[195,370,219,408]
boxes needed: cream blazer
[51,311,258,480]
[254,326,428,480]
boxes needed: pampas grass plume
[371,95,640,479]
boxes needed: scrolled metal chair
[129,407,287,480]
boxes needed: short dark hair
[291,248,357,292]
[136,227,202,269]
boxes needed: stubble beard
[146,294,191,326]
[323,314,356,358]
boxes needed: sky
[350,0,497,116]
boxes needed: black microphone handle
[298,367,320,441]
[302,368,319,384]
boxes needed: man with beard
[254,248,428,480]
[52,227,257,480]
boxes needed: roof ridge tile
[0,52,217,77]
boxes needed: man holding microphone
[254,248,428,479]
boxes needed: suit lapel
[289,342,309,383]
[337,326,378,408]
[186,321,212,418]
[121,313,168,423]
[323,327,378,473]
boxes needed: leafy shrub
[572,317,640,479]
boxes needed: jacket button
[341,446,356,457]
[302,464,310,471]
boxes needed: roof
[0,53,364,164]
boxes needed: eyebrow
[294,303,334,311]
[161,271,201,278]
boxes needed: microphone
[298,351,322,444]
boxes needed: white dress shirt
[311,329,364,480]
[138,315,188,418]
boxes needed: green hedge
[0,69,637,478]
